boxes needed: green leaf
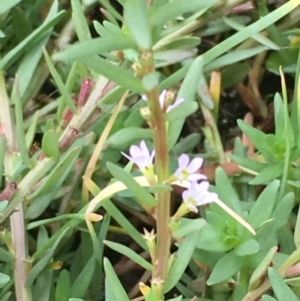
[207,251,244,285]
[248,180,279,229]
[154,49,197,68]
[159,63,191,91]
[0,158,56,222]
[162,36,201,50]
[166,101,198,122]
[149,0,215,29]
[172,133,201,155]
[70,256,95,298]
[124,0,151,49]
[0,11,65,70]
[230,154,266,174]
[204,46,268,72]
[106,128,154,148]
[11,7,32,42]
[142,71,160,91]
[202,0,300,65]
[249,246,278,291]
[0,273,10,288]
[172,218,207,238]
[55,270,71,301]
[0,0,21,14]
[106,162,157,206]
[13,83,32,168]
[168,56,203,149]
[221,63,250,89]
[79,56,144,93]
[104,240,153,271]
[0,247,13,263]
[237,120,272,157]
[71,0,91,42]
[41,130,60,159]
[26,228,70,287]
[26,147,81,219]
[272,192,294,229]
[222,17,279,50]
[164,231,200,293]
[215,167,242,213]
[0,201,9,213]
[86,178,147,250]
[43,48,77,113]
[104,258,130,301]
[235,239,260,256]
[53,36,136,62]
[197,224,233,252]
[249,161,284,185]
[25,110,39,149]
[268,267,299,301]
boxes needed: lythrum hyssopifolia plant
[1,0,300,301]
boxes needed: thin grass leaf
[204,46,268,72]
[104,240,153,271]
[70,256,95,298]
[223,17,279,50]
[268,267,299,301]
[106,128,154,147]
[55,270,71,301]
[53,36,136,62]
[79,56,144,93]
[202,0,300,66]
[0,0,21,14]
[164,231,200,293]
[25,110,39,149]
[248,180,279,229]
[104,258,130,301]
[124,0,151,49]
[26,147,81,219]
[13,79,32,168]
[43,48,77,114]
[106,162,157,206]
[149,0,215,29]
[0,11,65,70]
[26,228,70,287]
[84,176,147,250]
[168,56,203,149]
[71,0,91,42]
[0,158,56,222]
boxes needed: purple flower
[142,90,184,113]
[175,154,207,182]
[121,140,155,170]
[182,181,218,213]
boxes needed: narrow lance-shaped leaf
[0,11,65,69]
[106,162,157,206]
[124,0,151,49]
[43,48,77,113]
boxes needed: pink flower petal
[178,154,189,168]
[187,157,203,173]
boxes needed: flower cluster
[121,89,218,217]
[122,140,218,215]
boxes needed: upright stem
[0,72,31,300]
[142,54,171,295]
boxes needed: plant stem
[0,72,31,300]
[143,63,171,294]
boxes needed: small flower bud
[139,282,150,297]
[88,213,103,222]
